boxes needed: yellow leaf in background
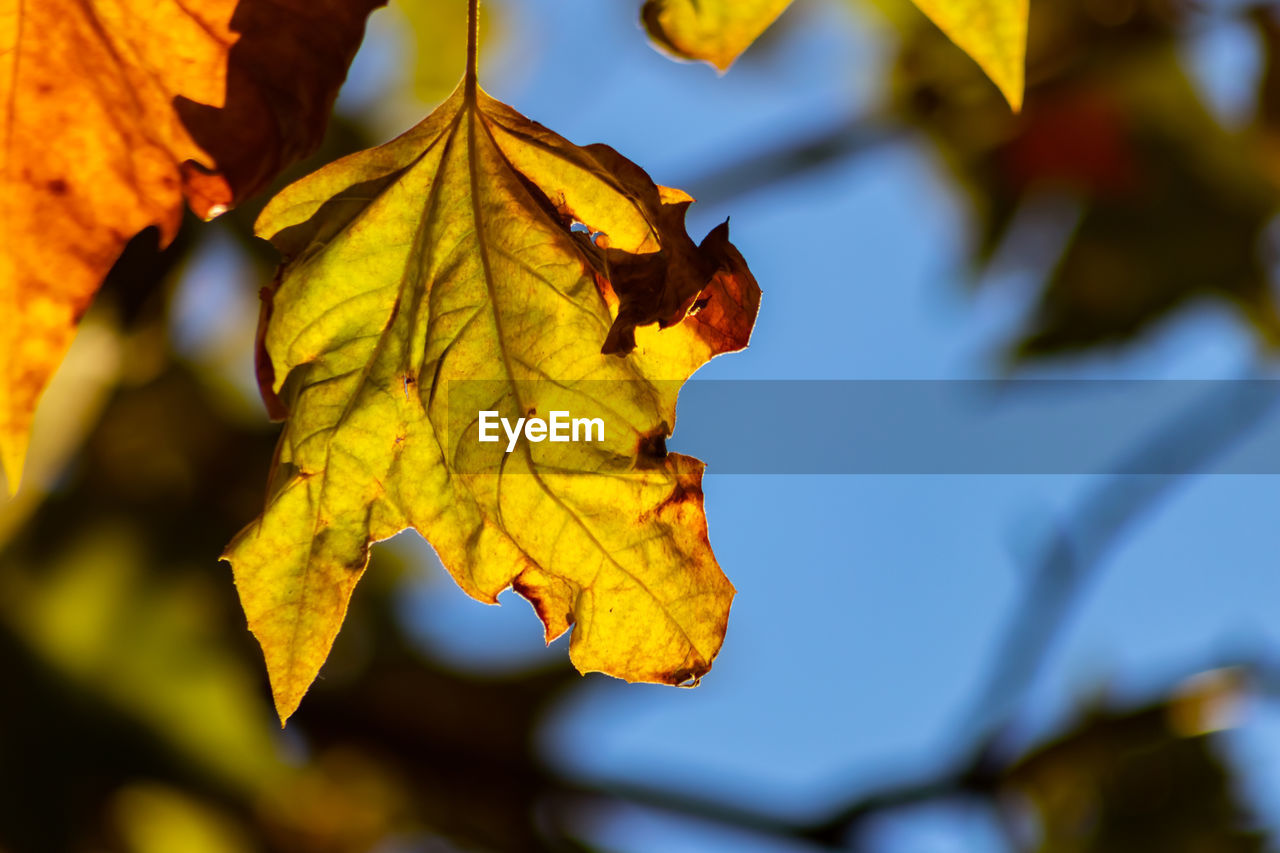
[224,77,760,723]
[1,525,284,793]
[908,0,1028,110]
[399,0,492,104]
[641,0,794,71]
[638,0,1027,110]
[113,785,252,853]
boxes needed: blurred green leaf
[1005,673,1265,853]
[0,524,285,794]
[113,786,252,853]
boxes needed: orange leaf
[0,0,384,492]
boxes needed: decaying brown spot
[636,428,670,467]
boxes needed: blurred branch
[555,772,981,850]
[683,114,905,209]
[957,376,1280,742]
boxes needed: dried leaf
[223,79,760,723]
[0,0,383,492]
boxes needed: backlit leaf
[223,78,760,723]
[0,0,383,493]
[909,0,1027,111]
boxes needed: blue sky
[171,1,1280,849]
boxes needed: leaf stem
[465,0,479,98]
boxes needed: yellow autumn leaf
[223,72,761,723]
[909,0,1028,111]
[639,0,1027,109]
[641,0,793,71]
